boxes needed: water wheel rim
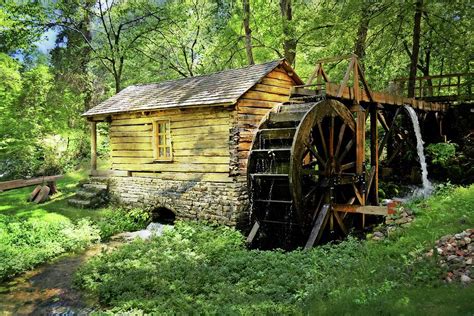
[289,99,356,226]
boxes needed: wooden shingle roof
[84,59,300,117]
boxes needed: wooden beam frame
[91,121,97,172]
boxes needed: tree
[243,0,254,65]
[279,0,297,66]
[408,0,423,97]
[0,2,45,54]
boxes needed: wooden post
[91,121,97,173]
[370,103,379,205]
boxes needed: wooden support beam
[333,204,389,216]
[355,110,365,175]
[304,204,330,249]
[378,108,401,159]
[91,121,97,172]
[246,221,260,244]
[369,103,379,204]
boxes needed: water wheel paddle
[248,99,361,249]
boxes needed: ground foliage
[75,185,474,314]
[0,169,149,281]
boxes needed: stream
[0,223,172,315]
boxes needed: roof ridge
[131,59,284,87]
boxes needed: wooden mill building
[82,60,302,225]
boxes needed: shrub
[0,215,100,281]
[94,208,150,239]
[75,185,474,314]
[426,142,457,167]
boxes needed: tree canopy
[0,0,472,179]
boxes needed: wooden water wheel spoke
[334,122,347,158]
[329,116,335,159]
[317,122,328,159]
[340,161,356,171]
[332,210,348,235]
[352,183,364,205]
[337,139,354,163]
[303,141,326,167]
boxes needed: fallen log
[0,175,63,192]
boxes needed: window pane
[159,135,164,145]
[166,147,170,157]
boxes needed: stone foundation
[104,176,250,226]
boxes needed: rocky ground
[427,229,473,284]
[369,205,415,241]
[368,205,472,285]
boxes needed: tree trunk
[114,74,121,94]
[354,5,370,64]
[408,0,423,98]
[82,3,94,110]
[280,0,297,66]
[243,0,254,65]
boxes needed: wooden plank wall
[236,66,298,174]
[109,106,234,182]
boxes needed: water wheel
[248,99,363,249]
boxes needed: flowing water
[404,105,433,197]
[0,223,172,315]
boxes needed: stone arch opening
[151,207,176,224]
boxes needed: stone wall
[104,176,250,227]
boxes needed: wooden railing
[392,73,473,102]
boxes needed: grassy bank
[0,169,148,281]
[75,185,474,314]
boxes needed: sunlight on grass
[0,164,109,222]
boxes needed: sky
[35,28,58,53]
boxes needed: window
[152,120,172,161]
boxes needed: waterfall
[404,105,433,197]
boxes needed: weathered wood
[260,77,295,88]
[254,84,291,95]
[110,136,152,143]
[28,185,42,202]
[111,111,229,126]
[174,148,230,157]
[113,163,229,173]
[0,175,63,192]
[246,221,260,244]
[33,186,50,204]
[333,204,389,216]
[265,70,295,82]
[304,204,330,249]
[369,103,379,204]
[242,91,290,103]
[91,121,97,172]
[238,99,281,109]
[111,150,154,157]
[109,124,153,132]
[113,156,230,165]
[326,82,448,112]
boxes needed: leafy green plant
[94,208,150,239]
[75,185,474,314]
[0,215,100,281]
[426,142,457,167]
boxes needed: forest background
[0,0,471,180]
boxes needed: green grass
[75,185,474,315]
[0,168,107,222]
[0,166,149,281]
